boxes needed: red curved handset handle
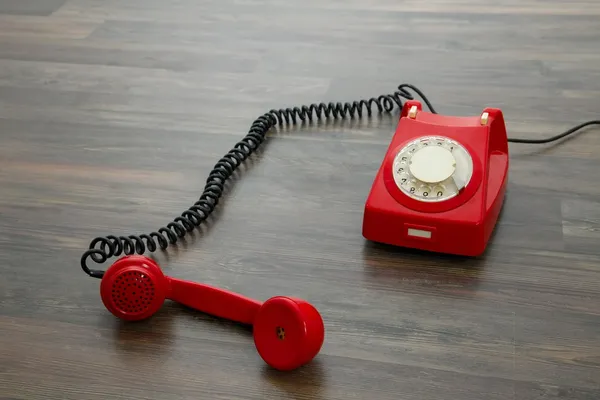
[167,277,261,325]
[99,255,324,371]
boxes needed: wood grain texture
[0,0,66,16]
[1,0,600,399]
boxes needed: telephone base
[361,99,509,257]
[362,180,507,257]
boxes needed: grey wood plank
[1,1,600,399]
[0,0,66,16]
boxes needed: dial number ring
[392,136,473,202]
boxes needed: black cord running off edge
[80,83,600,278]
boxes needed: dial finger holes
[433,185,445,198]
[418,184,432,198]
[392,136,473,202]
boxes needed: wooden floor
[1,1,600,399]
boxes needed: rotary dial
[392,136,473,202]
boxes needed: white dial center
[408,146,456,183]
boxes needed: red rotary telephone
[80,83,597,372]
[362,100,509,256]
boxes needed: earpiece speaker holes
[276,326,285,340]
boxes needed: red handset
[100,255,325,371]
[362,100,509,256]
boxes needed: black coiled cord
[80,83,600,278]
[80,83,431,278]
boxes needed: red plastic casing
[100,255,325,371]
[362,100,509,256]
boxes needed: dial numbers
[392,136,473,202]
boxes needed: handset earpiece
[99,255,325,371]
